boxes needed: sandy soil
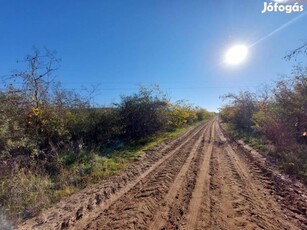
[18,119,307,230]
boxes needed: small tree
[8,48,60,146]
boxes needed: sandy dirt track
[19,118,307,230]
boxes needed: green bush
[116,86,169,140]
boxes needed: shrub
[116,86,169,140]
[0,170,52,221]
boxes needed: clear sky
[1,0,307,111]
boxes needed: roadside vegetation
[219,43,307,183]
[0,48,213,223]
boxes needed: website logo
[261,0,304,13]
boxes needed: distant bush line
[220,67,307,182]
[0,48,214,223]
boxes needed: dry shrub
[0,169,52,222]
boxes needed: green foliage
[89,156,125,181]
[116,85,169,140]
[168,101,195,128]
[81,109,120,148]
[167,102,213,130]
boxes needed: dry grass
[0,169,52,222]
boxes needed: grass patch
[0,120,206,225]
[223,124,267,153]
[0,170,52,222]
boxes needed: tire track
[148,120,214,230]
[18,119,305,230]
[18,122,207,230]
[158,120,215,229]
[73,123,206,229]
[207,141,238,230]
[185,120,215,229]
[75,121,212,229]
[211,122,301,230]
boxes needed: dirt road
[19,119,307,229]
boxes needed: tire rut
[75,121,212,229]
[18,122,207,230]
[155,121,217,230]
[184,121,216,229]
[148,120,214,230]
[209,123,301,230]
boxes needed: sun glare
[224,44,248,66]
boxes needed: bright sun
[224,44,248,65]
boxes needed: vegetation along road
[19,118,307,230]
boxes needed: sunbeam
[249,11,307,48]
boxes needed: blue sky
[0,0,306,111]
